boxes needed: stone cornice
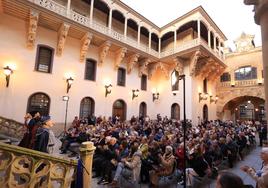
[244,0,268,24]
[80,32,93,63]
[57,23,70,56]
[27,9,39,49]
[114,47,127,70]
[127,54,140,74]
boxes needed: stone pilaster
[245,0,268,125]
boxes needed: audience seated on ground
[58,115,260,186]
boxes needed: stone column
[244,0,268,125]
[230,69,235,86]
[158,37,161,55]
[174,30,177,50]
[124,17,128,38]
[138,25,141,45]
[197,19,201,40]
[90,0,94,24]
[208,29,211,48]
[67,0,71,17]
[260,12,268,125]
[218,40,221,56]
[214,34,216,51]
[80,141,96,188]
[149,31,151,52]
[108,9,113,29]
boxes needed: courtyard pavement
[92,146,262,188]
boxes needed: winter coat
[125,150,142,182]
[34,127,49,153]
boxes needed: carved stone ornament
[27,10,39,49]
[211,66,226,81]
[190,50,201,76]
[157,62,170,79]
[57,23,70,56]
[98,41,111,66]
[173,57,184,75]
[0,142,76,188]
[80,32,93,62]
[139,58,151,77]
[197,57,214,77]
[127,54,139,74]
[203,64,217,78]
[114,47,127,70]
[234,32,255,53]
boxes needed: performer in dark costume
[28,112,42,149]
[18,113,33,148]
[34,116,54,153]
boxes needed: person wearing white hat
[241,147,268,188]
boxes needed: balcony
[218,79,263,88]
[24,0,224,61]
[160,38,224,61]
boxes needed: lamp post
[62,96,69,136]
[178,74,186,187]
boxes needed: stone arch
[80,97,95,119]
[217,87,265,116]
[27,92,50,116]
[112,99,127,121]
[219,96,265,121]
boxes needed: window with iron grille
[235,66,257,80]
[85,59,97,81]
[141,74,147,91]
[117,68,126,86]
[220,72,231,82]
[27,92,50,116]
[35,45,54,73]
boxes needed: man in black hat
[34,116,54,153]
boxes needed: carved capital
[98,41,111,66]
[173,57,184,75]
[57,23,70,56]
[190,50,201,76]
[139,58,151,77]
[148,63,157,80]
[203,64,217,78]
[211,66,226,81]
[80,32,93,62]
[197,57,214,77]
[127,54,139,74]
[114,47,127,70]
[157,62,169,79]
[27,10,39,49]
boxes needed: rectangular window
[141,74,147,91]
[35,46,54,73]
[85,59,96,81]
[220,73,231,82]
[203,78,208,93]
[117,68,126,86]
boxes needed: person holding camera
[241,147,268,188]
[110,141,142,188]
[149,145,175,187]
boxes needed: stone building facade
[0,0,263,132]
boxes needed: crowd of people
[18,112,268,187]
[56,114,267,187]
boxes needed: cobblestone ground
[92,146,262,188]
